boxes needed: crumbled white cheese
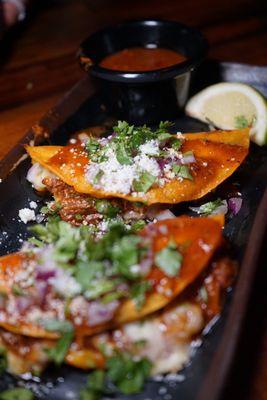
[134,154,160,177]
[19,208,36,224]
[86,147,160,195]
[139,140,160,156]
[49,270,81,298]
[29,201,37,209]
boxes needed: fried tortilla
[0,255,235,375]
[26,129,249,205]
[0,217,223,339]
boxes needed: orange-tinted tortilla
[0,216,223,339]
[26,129,249,205]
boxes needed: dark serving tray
[0,61,266,400]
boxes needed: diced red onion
[87,300,119,327]
[35,281,50,306]
[36,269,56,281]
[16,296,33,313]
[228,197,243,215]
[157,158,168,171]
[155,209,175,221]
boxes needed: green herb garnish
[40,318,73,334]
[172,164,193,181]
[95,200,120,218]
[133,171,156,193]
[155,240,183,277]
[0,388,34,400]
[130,281,151,309]
[106,352,152,394]
[190,198,226,216]
[93,170,104,185]
[43,319,74,365]
[11,284,25,296]
[46,330,73,365]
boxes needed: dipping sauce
[100,47,186,72]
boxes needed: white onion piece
[211,200,228,215]
[26,163,55,191]
[155,209,175,221]
[181,153,196,165]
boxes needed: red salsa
[100,47,186,72]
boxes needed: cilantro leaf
[106,352,152,394]
[111,236,141,279]
[93,170,104,185]
[40,318,73,333]
[155,240,183,277]
[46,330,73,365]
[171,138,182,150]
[190,198,227,216]
[157,132,173,141]
[86,137,101,162]
[0,388,34,400]
[130,281,151,309]
[95,200,120,218]
[133,171,156,193]
[130,220,146,232]
[172,164,193,180]
[115,142,132,165]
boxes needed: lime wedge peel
[185,82,267,146]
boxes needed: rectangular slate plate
[0,61,266,400]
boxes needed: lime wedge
[185,82,267,145]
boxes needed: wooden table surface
[0,1,266,399]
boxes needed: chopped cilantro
[190,198,226,216]
[101,290,126,304]
[40,318,73,333]
[93,170,104,185]
[111,236,142,279]
[171,138,182,150]
[84,279,118,301]
[130,220,146,232]
[0,388,34,400]
[27,237,43,247]
[46,330,73,365]
[86,137,101,162]
[133,171,156,193]
[80,351,151,398]
[114,142,132,165]
[157,132,173,141]
[155,240,183,277]
[234,115,250,129]
[172,164,193,180]
[95,200,120,218]
[106,352,152,394]
[130,281,151,309]
[88,370,105,391]
[11,284,25,296]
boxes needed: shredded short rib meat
[43,177,159,226]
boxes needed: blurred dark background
[0,1,266,399]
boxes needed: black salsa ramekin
[78,19,208,124]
